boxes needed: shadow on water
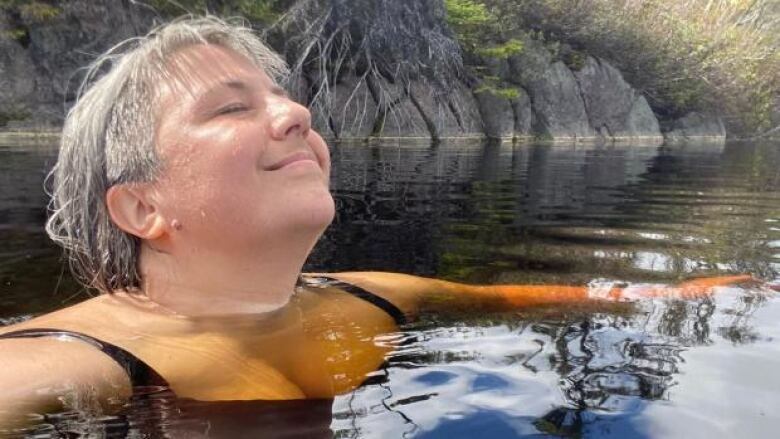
[1,139,779,437]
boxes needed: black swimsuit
[0,327,169,387]
[0,277,406,388]
[297,275,407,325]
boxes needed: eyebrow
[269,85,289,97]
[223,80,250,91]
[205,79,250,97]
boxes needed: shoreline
[1,129,775,146]
[0,131,61,147]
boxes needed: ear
[106,184,168,240]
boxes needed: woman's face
[151,44,334,255]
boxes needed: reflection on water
[333,285,779,439]
[18,389,334,439]
[1,139,779,438]
[312,141,780,286]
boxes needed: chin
[298,190,336,231]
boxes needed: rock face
[662,112,727,142]
[326,76,378,139]
[282,0,479,140]
[525,61,596,140]
[374,83,431,138]
[439,81,484,137]
[474,88,514,139]
[507,36,552,87]
[0,34,36,124]
[624,97,662,139]
[410,81,483,139]
[511,89,534,137]
[311,75,484,140]
[574,57,662,141]
[0,1,155,127]
[0,0,689,142]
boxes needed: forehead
[153,44,274,155]
[158,44,273,100]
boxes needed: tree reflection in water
[330,284,773,438]
[496,288,768,436]
[18,286,770,439]
[2,140,778,437]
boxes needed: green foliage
[444,0,490,28]
[147,0,283,24]
[445,0,527,103]
[444,0,527,59]
[1,27,27,41]
[18,1,60,22]
[233,0,277,23]
[0,107,30,127]
[0,1,59,44]
[444,0,492,50]
[0,0,27,7]
[475,38,523,59]
[561,47,586,71]
[146,0,209,16]
[461,0,780,134]
[0,1,59,20]
[475,84,520,100]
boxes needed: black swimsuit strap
[299,276,408,326]
[0,328,168,388]
[1,279,405,390]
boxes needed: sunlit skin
[0,43,759,426]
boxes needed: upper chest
[4,288,399,401]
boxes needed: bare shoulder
[0,335,131,427]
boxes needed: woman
[0,16,750,426]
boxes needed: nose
[267,95,312,140]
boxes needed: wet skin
[108,43,336,317]
[0,271,752,425]
[0,42,760,426]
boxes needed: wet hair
[46,16,289,293]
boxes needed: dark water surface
[1,139,779,438]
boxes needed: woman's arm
[0,337,131,428]
[315,272,755,318]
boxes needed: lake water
[1,138,779,438]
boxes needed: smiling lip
[266,152,318,171]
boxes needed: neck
[139,238,315,317]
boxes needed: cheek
[309,131,331,183]
[156,139,264,223]
[166,127,260,185]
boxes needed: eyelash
[215,103,249,116]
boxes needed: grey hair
[46,15,289,293]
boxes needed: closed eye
[214,102,250,116]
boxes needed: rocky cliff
[0,1,157,127]
[0,0,726,142]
